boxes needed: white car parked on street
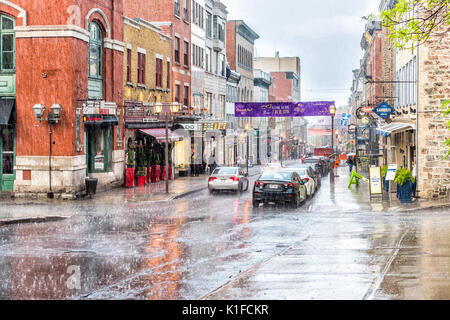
[282,168,316,198]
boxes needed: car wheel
[253,200,261,207]
[208,188,214,195]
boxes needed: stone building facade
[5,0,125,198]
[416,22,450,199]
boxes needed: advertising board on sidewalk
[369,167,383,197]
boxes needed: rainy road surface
[1,166,450,300]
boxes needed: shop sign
[373,102,395,119]
[83,101,117,115]
[199,122,228,131]
[125,105,158,123]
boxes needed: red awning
[139,129,184,143]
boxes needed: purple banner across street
[234,101,335,118]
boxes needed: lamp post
[244,123,251,175]
[161,104,173,194]
[279,132,285,167]
[329,104,336,184]
[32,104,62,199]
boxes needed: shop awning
[0,99,15,127]
[376,122,414,137]
[139,128,184,143]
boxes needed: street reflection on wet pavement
[0,166,449,300]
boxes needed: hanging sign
[369,167,383,196]
[373,102,395,120]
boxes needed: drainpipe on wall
[415,41,419,197]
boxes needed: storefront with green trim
[0,14,16,192]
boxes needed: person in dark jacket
[347,156,354,173]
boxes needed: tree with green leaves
[378,0,450,158]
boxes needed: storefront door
[0,128,15,191]
[86,126,113,173]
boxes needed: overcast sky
[222,0,380,108]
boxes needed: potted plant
[136,166,147,187]
[125,143,136,188]
[394,168,415,203]
[381,165,389,192]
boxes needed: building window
[174,0,180,17]
[213,16,225,42]
[88,22,103,99]
[184,40,189,67]
[184,85,189,106]
[219,53,225,76]
[206,12,212,38]
[1,15,15,72]
[184,0,189,21]
[126,48,131,82]
[156,58,163,88]
[205,47,211,72]
[175,84,180,103]
[137,52,146,85]
[174,37,180,64]
[167,61,171,90]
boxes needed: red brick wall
[226,21,236,70]
[369,31,383,106]
[270,72,294,102]
[11,0,124,157]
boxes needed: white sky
[222,0,381,108]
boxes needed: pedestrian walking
[347,156,354,173]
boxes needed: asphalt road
[0,166,449,300]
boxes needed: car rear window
[213,168,237,175]
[260,172,292,181]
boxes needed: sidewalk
[323,166,450,213]
[79,165,263,205]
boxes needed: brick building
[124,0,191,112]
[0,0,125,198]
[226,20,259,164]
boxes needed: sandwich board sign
[385,164,398,181]
[369,167,383,197]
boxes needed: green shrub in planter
[394,168,415,186]
[381,165,388,178]
[136,167,146,177]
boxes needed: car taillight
[209,177,217,182]
[303,178,309,182]
[283,183,295,188]
[255,181,265,187]
[230,177,239,182]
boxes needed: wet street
[0,166,450,300]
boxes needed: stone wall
[417,25,450,199]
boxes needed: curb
[400,203,450,213]
[0,216,69,226]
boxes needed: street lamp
[32,103,63,199]
[329,104,336,184]
[280,132,285,167]
[244,123,251,175]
